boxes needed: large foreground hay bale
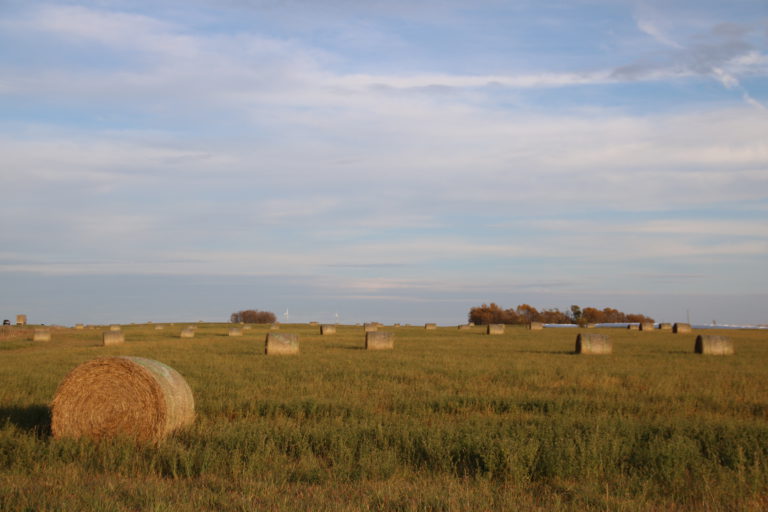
[228,327,243,337]
[487,324,504,335]
[102,331,125,346]
[109,325,121,332]
[364,323,378,333]
[180,327,195,339]
[695,335,734,355]
[51,356,194,443]
[265,333,299,355]
[528,322,544,331]
[576,333,612,354]
[673,323,691,334]
[16,314,27,326]
[424,323,437,330]
[365,332,394,350]
[33,328,51,342]
[639,322,654,331]
[320,324,336,335]
[658,323,672,331]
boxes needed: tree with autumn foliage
[468,303,653,325]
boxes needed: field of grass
[1,323,767,511]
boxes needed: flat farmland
[1,324,767,511]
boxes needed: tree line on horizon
[230,310,277,324]
[468,303,654,326]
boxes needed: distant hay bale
[365,331,394,350]
[265,333,299,355]
[51,356,195,443]
[468,322,475,327]
[228,328,243,337]
[457,324,471,330]
[269,324,280,330]
[528,322,544,331]
[309,321,318,326]
[393,323,401,328]
[585,323,596,329]
[424,323,437,330]
[673,323,692,334]
[639,322,654,331]
[243,325,252,330]
[16,314,27,326]
[320,324,336,335]
[102,331,125,346]
[180,328,195,339]
[154,325,164,330]
[33,328,51,342]
[576,333,612,355]
[695,335,734,355]
[109,325,121,332]
[487,324,504,335]
[364,323,378,333]
[658,323,672,331]
[74,324,85,330]
[627,324,639,330]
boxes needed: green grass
[1,323,767,510]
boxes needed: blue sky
[1,0,767,325]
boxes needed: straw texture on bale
[228,328,243,337]
[102,331,125,346]
[33,329,51,342]
[627,324,639,330]
[320,324,336,335]
[487,324,505,335]
[16,314,27,326]
[639,322,654,331]
[364,323,378,333]
[180,328,195,339]
[673,323,692,334]
[575,333,612,354]
[365,331,394,350]
[109,325,121,332]
[695,335,734,355]
[528,322,544,331]
[659,323,672,331]
[265,333,299,355]
[424,323,437,330]
[51,356,195,443]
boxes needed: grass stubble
[0,323,766,511]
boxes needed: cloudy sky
[1,0,767,325]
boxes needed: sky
[1,0,767,326]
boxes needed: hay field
[0,323,767,511]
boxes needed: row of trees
[468,303,654,326]
[230,310,277,324]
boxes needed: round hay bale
[180,327,195,339]
[74,324,85,330]
[366,331,394,350]
[457,324,471,330]
[585,323,596,329]
[269,323,280,330]
[576,333,612,354]
[102,331,125,346]
[109,325,121,332]
[658,323,672,331]
[265,332,299,355]
[695,335,734,355]
[51,356,195,443]
[393,323,401,328]
[639,322,654,331]
[528,322,544,331]
[33,328,51,342]
[308,321,319,326]
[243,325,252,330]
[320,324,336,335]
[228,327,243,337]
[424,323,437,330]
[154,325,164,330]
[364,323,378,333]
[487,324,504,335]
[673,323,692,334]
[627,324,639,330]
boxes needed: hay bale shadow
[0,405,51,436]
[519,350,576,355]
